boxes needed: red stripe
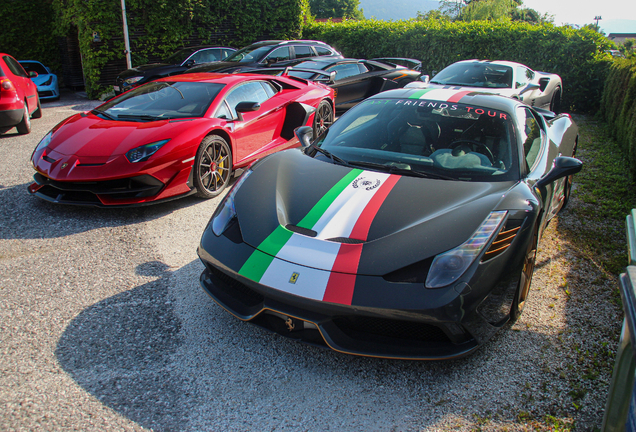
[322,174,400,305]
[447,90,472,103]
[322,244,362,304]
[350,174,400,240]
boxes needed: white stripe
[312,171,391,239]
[419,89,464,101]
[259,258,332,300]
[275,233,341,270]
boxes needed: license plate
[113,85,120,92]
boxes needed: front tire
[194,135,232,198]
[510,227,539,321]
[313,100,334,138]
[16,103,31,135]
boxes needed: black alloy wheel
[313,100,334,138]
[194,135,232,198]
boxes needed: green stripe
[239,225,292,281]
[297,168,362,229]
[408,89,434,99]
[238,168,363,282]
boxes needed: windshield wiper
[310,145,351,167]
[91,109,117,121]
[347,160,455,180]
[117,114,164,122]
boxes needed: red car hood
[47,112,198,160]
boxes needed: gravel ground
[0,92,623,431]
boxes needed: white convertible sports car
[409,60,563,113]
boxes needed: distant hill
[359,0,440,21]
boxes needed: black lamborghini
[198,87,581,360]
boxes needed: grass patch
[566,115,636,275]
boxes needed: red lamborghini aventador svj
[28,72,334,206]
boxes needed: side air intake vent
[482,219,523,261]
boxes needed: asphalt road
[0,91,620,431]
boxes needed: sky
[521,0,636,34]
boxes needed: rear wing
[241,66,336,85]
[371,58,422,72]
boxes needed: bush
[303,19,614,112]
[599,58,636,178]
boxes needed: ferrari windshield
[223,45,273,63]
[313,97,519,181]
[95,81,224,121]
[431,62,513,88]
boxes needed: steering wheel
[449,139,495,164]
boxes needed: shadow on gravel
[0,182,215,240]
[56,257,557,430]
[55,260,189,431]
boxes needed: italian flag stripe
[322,175,400,304]
[239,169,400,305]
[408,88,435,99]
[297,169,363,229]
[447,90,472,103]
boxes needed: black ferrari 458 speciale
[198,87,581,360]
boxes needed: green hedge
[599,59,636,178]
[303,19,614,113]
[1,0,308,98]
[0,0,61,72]
[56,0,308,98]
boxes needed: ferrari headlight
[123,76,144,85]
[35,131,52,152]
[211,169,253,236]
[42,76,53,86]
[126,139,169,163]
[425,211,507,288]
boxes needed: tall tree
[309,0,364,19]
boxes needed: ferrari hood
[234,149,517,276]
[43,113,199,160]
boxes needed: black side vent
[77,163,105,167]
[286,224,317,237]
[43,155,56,163]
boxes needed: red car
[0,53,41,135]
[28,72,334,206]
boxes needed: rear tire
[561,141,578,210]
[313,100,334,138]
[510,226,539,322]
[194,135,232,198]
[550,87,562,114]
[16,103,31,135]
[32,97,42,119]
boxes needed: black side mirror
[185,60,195,67]
[535,156,582,189]
[235,101,260,121]
[294,126,313,148]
